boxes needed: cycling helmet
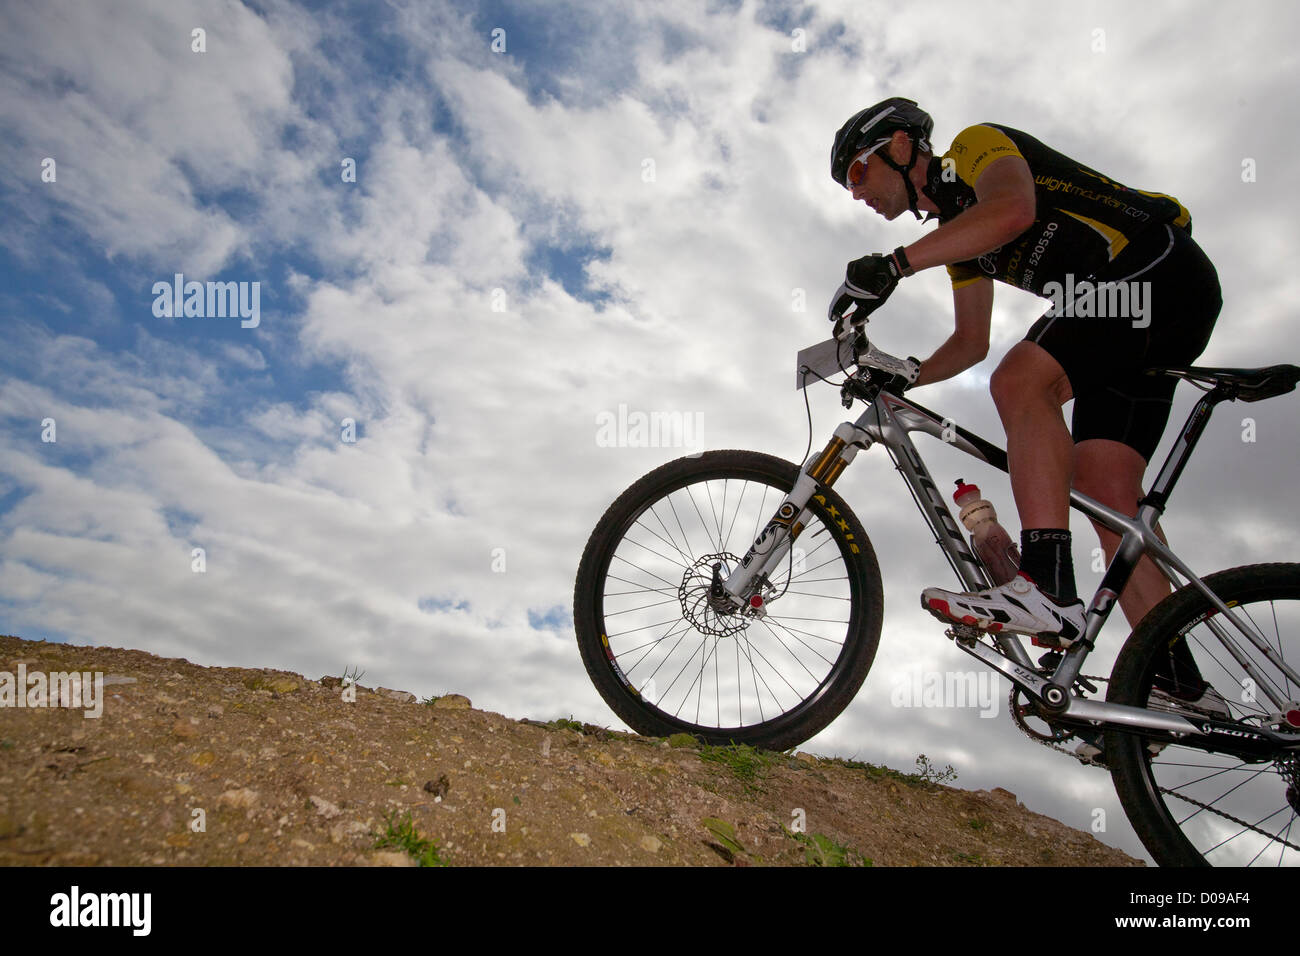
[830,97,934,219]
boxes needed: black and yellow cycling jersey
[921,124,1192,295]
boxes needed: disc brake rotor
[679,552,751,638]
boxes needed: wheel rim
[595,471,859,736]
[1138,592,1300,865]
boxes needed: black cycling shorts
[1023,223,1222,462]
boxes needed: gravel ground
[0,635,1140,867]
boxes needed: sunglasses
[845,145,883,189]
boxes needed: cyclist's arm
[912,277,992,387]
[901,155,1037,272]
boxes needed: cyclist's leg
[1067,225,1221,686]
[989,341,1073,530]
[1073,437,1172,628]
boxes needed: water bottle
[953,479,1021,586]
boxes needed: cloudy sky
[2,0,1297,863]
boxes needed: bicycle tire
[573,449,883,751]
[1106,563,1300,866]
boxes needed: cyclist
[828,98,1225,714]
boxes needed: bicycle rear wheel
[573,450,883,751]
[1106,563,1300,866]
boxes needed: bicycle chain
[1012,675,1300,855]
[1009,674,1110,764]
[1157,787,1300,855]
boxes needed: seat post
[1140,385,1231,514]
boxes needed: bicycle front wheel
[573,449,883,751]
[1107,563,1300,866]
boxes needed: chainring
[1009,685,1078,745]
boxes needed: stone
[432,694,471,710]
[310,795,341,818]
[218,788,259,810]
[370,850,416,867]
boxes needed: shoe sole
[923,596,1004,633]
[923,595,1083,649]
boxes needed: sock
[1018,529,1077,604]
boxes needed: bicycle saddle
[1149,364,1300,402]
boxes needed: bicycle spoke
[581,453,878,749]
[1122,568,1300,865]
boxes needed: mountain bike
[573,328,1300,866]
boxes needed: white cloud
[3,0,1299,864]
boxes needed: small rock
[570,833,591,847]
[379,688,417,703]
[432,694,471,710]
[171,720,198,739]
[103,676,137,687]
[218,788,259,809]
[165,833,191,848]
[329,820,369,844]
[639,835,662,853]
[991,787,1017,802]
[207,704,224,718]
[189,751,216,767]
[371,850,416,867]
[310,795,341,818]
[236,832,250,844]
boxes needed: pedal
[1036,650,1063,670]
[945,623,982,646]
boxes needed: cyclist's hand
[827,252,906,334]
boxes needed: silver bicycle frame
[721,370,1300,752]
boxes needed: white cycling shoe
[921,573,1086,646]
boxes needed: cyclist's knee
[991,343,1070,412]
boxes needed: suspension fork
[719,422,872,605]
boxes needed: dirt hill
[0,635,1140,866]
